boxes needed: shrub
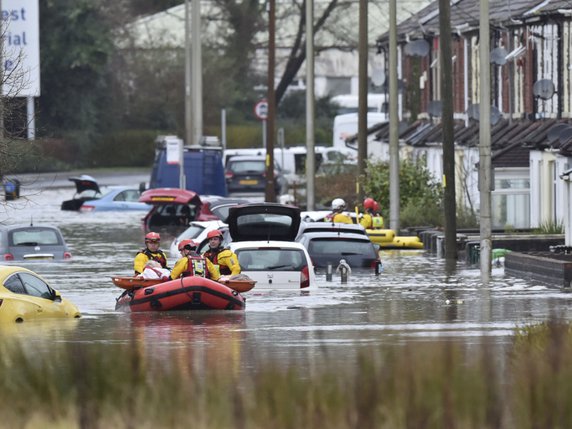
[533,220,564,235]
[363,158,443,227]
[88,130,160,167]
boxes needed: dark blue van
[150,138,227,196]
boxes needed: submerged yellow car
[0,266,80,323]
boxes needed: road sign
[254,100,268,120]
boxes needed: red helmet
[373,201,380,212]
[363,198,375,210]
[207,230,223,240]
[178,239,197,251]
[145,232,160,241]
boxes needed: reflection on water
[1,188,572,373]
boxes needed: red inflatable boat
[115,276,246,312]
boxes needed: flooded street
[2,174,572,374]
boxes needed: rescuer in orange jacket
[170,239,220,281]
[134,231,169,275]
[202,230,241,276]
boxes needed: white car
[169,220,226,258]
[230,241,316,290]
[226,203,317,290]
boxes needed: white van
[332,112,388,150]
[331,94,388,114]
[223,146,356,184]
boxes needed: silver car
[0,225,72,261]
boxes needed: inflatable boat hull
[115,276,245,312]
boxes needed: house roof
[377,0,568,43]
[355,118,572,168]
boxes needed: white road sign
[254,100,268,120]
[2,0,40,97]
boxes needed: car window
[308,238,376,257]
[236,248,306,271]
[114,190,140,202]
[10,228,62,246]
[4,274,26,294]
[236,213,294,238]
[19,273,54,299]
[228,161,265,174]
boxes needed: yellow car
[0,266,80,323]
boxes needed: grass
[1,320,572,428]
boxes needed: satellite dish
[490,47,508,65]
[548,124,571,143]
[466,103,502,125]
[558,127,572,145]
[404,39,430,57]
[467,104,480,121]
[533,79,555,100]
[371,67,385,87]
[490,106,502,125]
[427,100,443,117]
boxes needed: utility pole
[439,0,457,259]
[357,0,368,204]
[305,0,315,210]
[183,0,192,190]
[479,0,492,280]
[184,0,192,148]
[191,0,203,146]
[265,0,277,203]
[389,0,400,232]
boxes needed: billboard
[2,0,40,97]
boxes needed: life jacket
[138,248,168,268]
[360,213,373,229]
[182,255,208,278]
[204,247,232,275]
[372,215,384,229]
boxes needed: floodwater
[1,174,572,374]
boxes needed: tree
[38,0,116,140]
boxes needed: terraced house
[366,0,572,232]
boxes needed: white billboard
[2,0,40,97]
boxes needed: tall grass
[1,321,572,428]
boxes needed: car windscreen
[228,161,265,174]
[235,248,306,271]
[9,228,62,246]
[308,238,376,258]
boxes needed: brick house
[366,0,572,230]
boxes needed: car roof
[230,241,309,251]
[227,203,301,242]
[0,224,62,231]
[297,221,367,236]
[299,231,372,241]
[226,155,266,161]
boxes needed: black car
[296,231,381,270]
[225,155,288,197]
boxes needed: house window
[492,169,530,229]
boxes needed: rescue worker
[170,239,220,281]
[360,197,376,229]
[203,230,241,275]
[324,198,353,224]
[372,201,384,229]
[134,232,169,275]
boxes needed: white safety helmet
[331,198,346,211]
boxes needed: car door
[3,272,62,319]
